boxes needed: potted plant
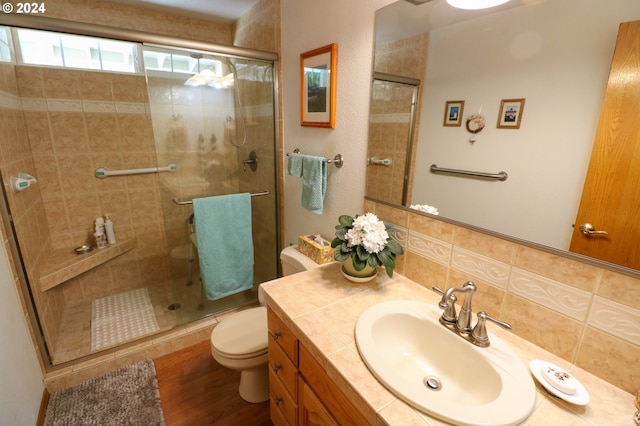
[331,213,403,281]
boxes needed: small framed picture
[300,43,337,128]
[443,100,464,127]
[497,98,525,129]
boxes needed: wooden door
[569,21,640,269]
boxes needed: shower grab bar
[172,189,271,205]
[287,148,344,168]
[430,164,508,181]
[95,163,177,179]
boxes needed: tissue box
[298,235,334,264]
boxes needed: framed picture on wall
[443,100,464,127]
[497,98,525,129]
[300,43,337,128]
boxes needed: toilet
[210,245,320,402]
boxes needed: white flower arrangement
[410,204,439,215]
[332,213,403,277]
[345,213,389,253]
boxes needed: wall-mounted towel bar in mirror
[430,164,508,181]
[368,157,392,166]
[95,163,177,178]
[172,190,271,205]
[287,148,344,168]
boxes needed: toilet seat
[211,306,268,360]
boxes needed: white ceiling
[376,0,528,44]
[112,0,261,23]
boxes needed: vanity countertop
[261,262,634,425]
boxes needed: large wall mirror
[368,0,640,272]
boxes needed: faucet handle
[432,286,457,324]
[441,294,457,324]
[471,311,513,347]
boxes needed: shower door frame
[0,13,281,370]
[368,72,421,205]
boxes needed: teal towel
[287,153,303,177]
[193,193,253,300]
[287,153,327,214]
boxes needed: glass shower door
[143,47,278,324]
[366,75,420,206]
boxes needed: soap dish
[529,360,589,405]
[74,245,93,255]
[541,361,578,394]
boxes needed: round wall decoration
[465,113,485,142]
[465,113,485,133]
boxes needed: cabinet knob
[272,363,282,373]
[272,331,282,341]
[274,396,283,406]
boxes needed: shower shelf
[39,238,137,292]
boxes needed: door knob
[579,223,609,236]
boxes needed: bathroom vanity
[262,262,634,425]
[268,306,368,425]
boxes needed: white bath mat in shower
[91,288,160,351]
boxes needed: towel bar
[368,157,392,166]
[172,190,270,205]
[95,163,177,178]
[430,164,508,181]
[287,148,344,168]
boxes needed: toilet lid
[211,307,268,357]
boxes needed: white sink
[355,300,536,426]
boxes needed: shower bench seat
[39,238,137,291]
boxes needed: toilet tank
[280,245,321,276]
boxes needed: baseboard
[36,388,49,426]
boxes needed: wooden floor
[154,340,273,426]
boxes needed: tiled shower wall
[367,199,640,394]
[16,67,174,301]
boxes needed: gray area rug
[44,359,165,426]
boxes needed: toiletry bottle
[94,222,107,249]
[104,213,116,244]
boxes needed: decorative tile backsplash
[367,199,640,394]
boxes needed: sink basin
[355,300,536,426]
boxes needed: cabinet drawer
[267,308,298,365]
[269,338,297,399]
[269,368,297,426]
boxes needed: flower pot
[341,259,377,283]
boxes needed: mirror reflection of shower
[185,53,247,148]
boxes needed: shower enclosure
[0,18,279,367]
[366,72,420,206]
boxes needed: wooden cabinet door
[298,379,338,426]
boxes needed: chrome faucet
[433,281,512,347]
[437,281,477,333]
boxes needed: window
[142,48,222,76]
[14,28,139,73]
[0,26,12,63]
[10,28,229,79]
